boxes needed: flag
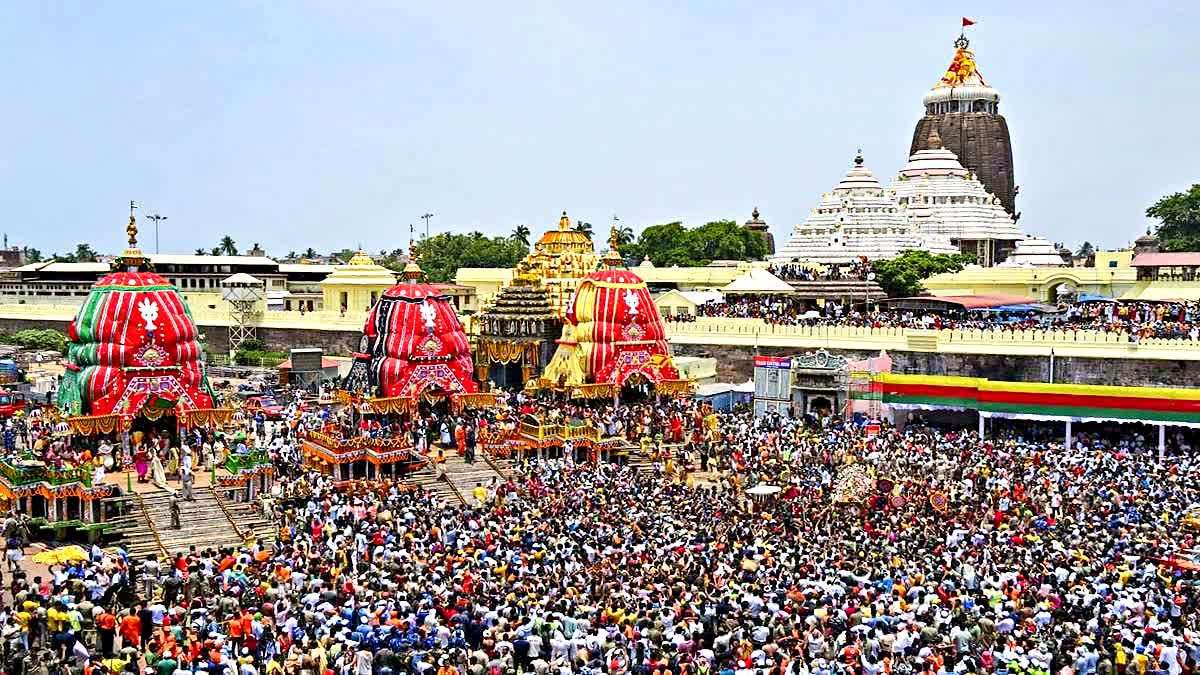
[962,17,976,27]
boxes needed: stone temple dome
[773,151,959,265]
[890,127,1025,266]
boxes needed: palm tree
[303,247,318,260]
[194,248,206,256]
[616,226,635,247]
[286,250,297,260]
[511,225,531,247]
[218,236,237,256]
[1075,241,1095,257]
[210,246,222,256]
[573,221,594,237]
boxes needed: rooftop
[1131,252,1200,267]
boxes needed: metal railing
[133,492,168,560]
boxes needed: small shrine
[473,265,562,389]
[318,251,398,314]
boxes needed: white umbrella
[746,484,781,496]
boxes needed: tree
[210,246,222,256]
[573,221,594,237]
[871,250,976,297]
[218,236,238,256]
[72,243,97,262]
[615,226,635,247]
[1075,241,1095,257]
[1147,184,1200,251]
[302,247,318,260]
[408,232,528,283]
[22,247,41,263]
[623,220,767,267]
[194,248,206,255]
[511,225,531,248]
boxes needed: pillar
[1064,420,1073,449]
[1159,424,1166,458]
[977,414,985,438]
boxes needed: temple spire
[116,204,151,272]
[558,210,570,231]
[602,214,624,268]
[402,238,423,282]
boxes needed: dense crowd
[674,299,1200,341]
[769,262,874,283]
[1,391,1199,675]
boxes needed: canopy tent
[720,267,794,295]
[874,373,1200,427]
[881,294,1034,313]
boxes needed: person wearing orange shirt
[118,610,141,650]
[95,609,117,657]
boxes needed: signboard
[753,356,792,369]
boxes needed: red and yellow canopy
[876,373,1200,425]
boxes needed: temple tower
[910,35,1017,219]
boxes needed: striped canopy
[57,271,214,418]
[543,267,679,387]
[344,282,478,399]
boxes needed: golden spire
[602,215,624,268]
[114,201,151,272]
[403,238,423,282]
[558,210,570,231]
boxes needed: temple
[890,127,1025,266]
[472,211,596,388]
[773,152,959,264]
[910,35,1017,217]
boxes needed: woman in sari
[166,445,180,479]
[150,450,167,487]
[133,446,150,483]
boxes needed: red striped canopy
[355,282,479,398]
[58,271,214,418]
[564,268,679,385]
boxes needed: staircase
[406,450,506,506]
[115,487,274,560]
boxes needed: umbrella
[747,484,781,496]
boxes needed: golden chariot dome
[535,211,595,254]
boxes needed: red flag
[962,17,976,27]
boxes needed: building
[743,208,775,257]
[910,35,1017,217]
[890,127,1025,266]
[921,249,1137,303]
[997,237,1070,268]
[772,152,959,264]
[319,251,398,316]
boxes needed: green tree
[615,226,635,247]
[302,247,318,259]
[1147,184,1200,251]
[573,221,594,237]
[409,232,528,283]
[1075,241,1095,257]
[218,236,238,256]
[511,225,531,247]
[286,250,298,260]
[194,248,206,256]
[72,243,98,262]
[871,250,976,297]
[623,220,767,267]
[22,247,42,263]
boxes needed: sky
[2,1,1197,258]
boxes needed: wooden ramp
[406,451,506,506]
[113,487,274,560]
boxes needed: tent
[720,268,794,294]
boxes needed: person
[133,446,149,483]
[168,494,181,530]
[150,451,167,487]
[179,465,195,502]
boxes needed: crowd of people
[1,388,1199,675]
[672,298,1200,341]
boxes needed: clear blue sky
[2,1,1196,257]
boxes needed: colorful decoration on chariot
[539,226,680,389]
[342,246,479,401]
[940,47,980,86]
[56,214,216,422]
[832,464,874,504]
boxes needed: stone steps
[118,488,275,560]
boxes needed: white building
[889,129,1025,267]
[997,236,1069,268]
[773,152,958,265]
